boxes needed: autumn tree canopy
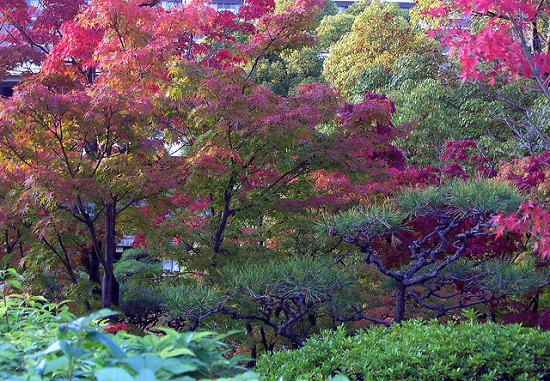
[0,0,548,347]
[0,0,87,81]
[422,0,550,259]
[427,0,550,148]
[0,0,405,309]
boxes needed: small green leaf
[87,331,127,359]
[40,340,63,356]
[7,280,22,290]
[135,368,157,381]
[124,354,165,373]
[42,356,70,375]
[95,367,135,381]
[165,360,198,375]
[159,346,194,358]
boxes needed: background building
[0,75,17,97]
[162,0,415,11]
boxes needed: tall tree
[0,0,220,307]
[324,179,546,323]
[323,1,439,95]
[252,0,338,96]
[2,0,394,309]
[426,0,550,259]
[0,80,168,307]
[142,92,407,349]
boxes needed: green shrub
[256,320,550,380]
[114,249,165,318]
[0,269,257,381]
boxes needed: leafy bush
[114,249,165,318]
[256,320,550,380]
[0,269,257,381]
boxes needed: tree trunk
[394,281,406,323]
[213,189,232,255]
[102,199,119,307]
[90,246,101,286]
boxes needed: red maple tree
[427,0,550,259]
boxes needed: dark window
[0,86,14,97]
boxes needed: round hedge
[256,320,550,380]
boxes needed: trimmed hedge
[256,320,550,381]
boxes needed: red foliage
[498,153,550,192]
[501,308,550,331]
[441,140,477,162]
[0,0,86,81]
[498,298,550,331]
[104,321,129,334]
[428,0,548,84]
[491,152,550,258]
[238,0,275,20]
[494,202,550,258]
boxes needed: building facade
[161,0,415,12]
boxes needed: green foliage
[319,0,338,18]
[352,51,442,98]
[0,269,257,380]
[521,95,550,153]
[395,187,446,216]
[315,13,355,49]
[0,270,75,369]
[476,258,550,296]
[222,256,353,306]
[391,77,536,164]
[0,267,24,294]
[409,0,443,29]
[161,256,366,347]
[256,320,550,380]
[254,48,324,96]
[424,257,549,300]
[396,179,523,216]
[114,249,164,317]
[332,4,535,166]
[323,204,404,239]
[253,0,337,96]
[343,0,372,16]
[461,308,483,324]
[390,77,462,164]
[443,179,523,214]
[351,65,393,96]
[390,52,441,88]
[323,1,435,94]
[115,249,161,279]
[161,281,225,320]
[0,296,76,378]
